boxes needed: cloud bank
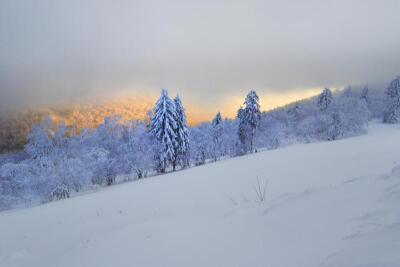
[1,0,400,115]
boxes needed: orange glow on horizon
[6,89,324,132]
[0,88,324,153]
[193,88,323,123]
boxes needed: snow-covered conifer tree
[173,95,190,170]
[383,77,400,123]
[317,88,333,111]
[148,89,177,173]
[236,106,249,155]
[243,90,261,153]
[211,112,223,161]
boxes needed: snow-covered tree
[243,90,261,153]
[189,125,211,166]
[90,115,124,185]
[119,120,154,179]
[236,106,247,155]
[24,115,54,160]
[148,89,177,173]
[173,95,190,170]
[327,112,343,140]
[219,118,239,158]
[211,112,223,161]
[257,108,293,149]
[317,88,333,111]
[331,94,369,138]
[383,77,400,123]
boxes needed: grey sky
[1,0,400,113]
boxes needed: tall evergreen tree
[211,112,223,161]
[243,90,261,153]
[148,89,177,173]
[173,95,190,170]
[236,106,248,155]
[383,77,400,124]
[317,88,333,111]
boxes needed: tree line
[1,76,400,210]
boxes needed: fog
[1,0,400,115]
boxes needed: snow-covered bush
[189,123,212,166]
[51,184,70,200]
[383,77,400,123]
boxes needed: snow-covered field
[1,122,400,267]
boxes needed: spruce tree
[383,77,400,124]
[317,88,333,111]
[243,90,261,153]
[211,112,223,161]
[173,95,190,170]
[236,106,251,155]
[148,89,177,173]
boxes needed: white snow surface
[1,123,400,267]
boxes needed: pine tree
[173,95,190,170]
[236,106,250,155]
[237,106,244,120]
[317,88,333,111]
[148,89,177,173]
[243,90,261,153]
[383,77,400,124]
[211,112,223,161]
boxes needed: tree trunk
[251,128,255,153]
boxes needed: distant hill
[0,94,153,153]
[0,93,207,153]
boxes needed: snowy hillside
[1,122,400,267]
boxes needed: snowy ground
[1,122,400,267]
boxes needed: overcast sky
[1,0,400,114]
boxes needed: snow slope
[1,122,400,267]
